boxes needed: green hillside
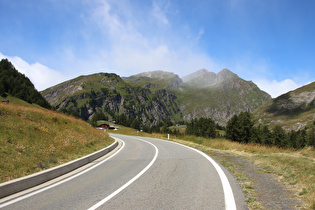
[253,81,315,130]
[0,97,113,183]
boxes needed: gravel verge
[209,151,303,209]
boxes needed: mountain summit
[123,70,182,90]
[182,68,238,88]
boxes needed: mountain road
[0,134,247,209]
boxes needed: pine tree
[272,126,286,147]
[306,126,315,146]
[226,111,253,143]
[131,119,140,130]
[226,114,238,141]
[261,125,272,145]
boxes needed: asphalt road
[0,134,247,210]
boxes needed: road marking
[142,137,237,210]
[0,139,125,208]
[179,144,237,210]
[88,137,159,210]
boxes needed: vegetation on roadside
[0,101,113,183]
[174,137,314,209]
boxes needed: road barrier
[0,140,119,199]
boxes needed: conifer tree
[272,126,286,147]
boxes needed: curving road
[0,134,247,209]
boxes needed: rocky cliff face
[42,73,181,125]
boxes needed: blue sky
[0,0,314,97]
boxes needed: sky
[0,0,314,98]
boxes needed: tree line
[185,117,218,138]
[226,111,315,149]
[89,108,314,149]
[0,59,51,109]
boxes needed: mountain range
[42,68,271,126]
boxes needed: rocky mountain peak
[182,68,239,88]
[217,68,237,79]
[182,68,214,83]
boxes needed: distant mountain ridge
[123,70,182,90]
[42,68,271,126]
[253,81,315,130]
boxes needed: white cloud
[92,0,125,36]
[0,53,67,91]
[84,0,218,77]
[109,43,219,76]
[195,28,205,42]
[254,78,301,98]
[152,0,169,25]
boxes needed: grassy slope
[0,97,114,183]
[254,101,315,130]
[253,81,315,130]
[42,73,130,107]
[109,127,314,209]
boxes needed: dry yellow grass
[0,103,113,183]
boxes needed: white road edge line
[142,137,237,210]
[178,143,237,210]
[88,137,159,210]
[0,139,125,209]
